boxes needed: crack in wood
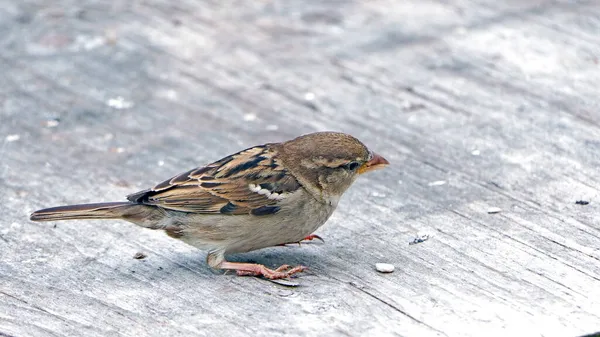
[346,282,448,336]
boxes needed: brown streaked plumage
[30,131,389,280]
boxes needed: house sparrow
[30,132,389,279]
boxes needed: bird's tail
[30,202,156,224]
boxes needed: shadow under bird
[30,132,389,279]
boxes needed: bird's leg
[277,234,325,246]
[207,251,307,280]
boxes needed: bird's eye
[344,162,360,170]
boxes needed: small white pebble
[45,119,60,128]
[428,180,446,186]
[401,100,413,109]
[166,89,178,100]
[106,96,134,109]
[5,134,20,142]
[375,263,395,273]
[471,149,481,156]
[78,35,105,50]
[243,113,257,121]
[487,207,502,214]
[304,92,315,101]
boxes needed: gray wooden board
[1,0,599,336]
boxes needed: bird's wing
[126,145,301,216]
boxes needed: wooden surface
[1,0,600,336]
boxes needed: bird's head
[278,132,389,203]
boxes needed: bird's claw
[302,234,324,243]
[236,264,307,279]
[278,234,325,246]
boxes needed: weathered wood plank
[1,0,599,336]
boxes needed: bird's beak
[358,153,389,174]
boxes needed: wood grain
[1,0,599,336]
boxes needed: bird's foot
[278,234,324,246]
[301,234,324,243]
[219,261,307,279]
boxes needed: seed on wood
[375,263,395,273]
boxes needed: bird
[30,131,389,279]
